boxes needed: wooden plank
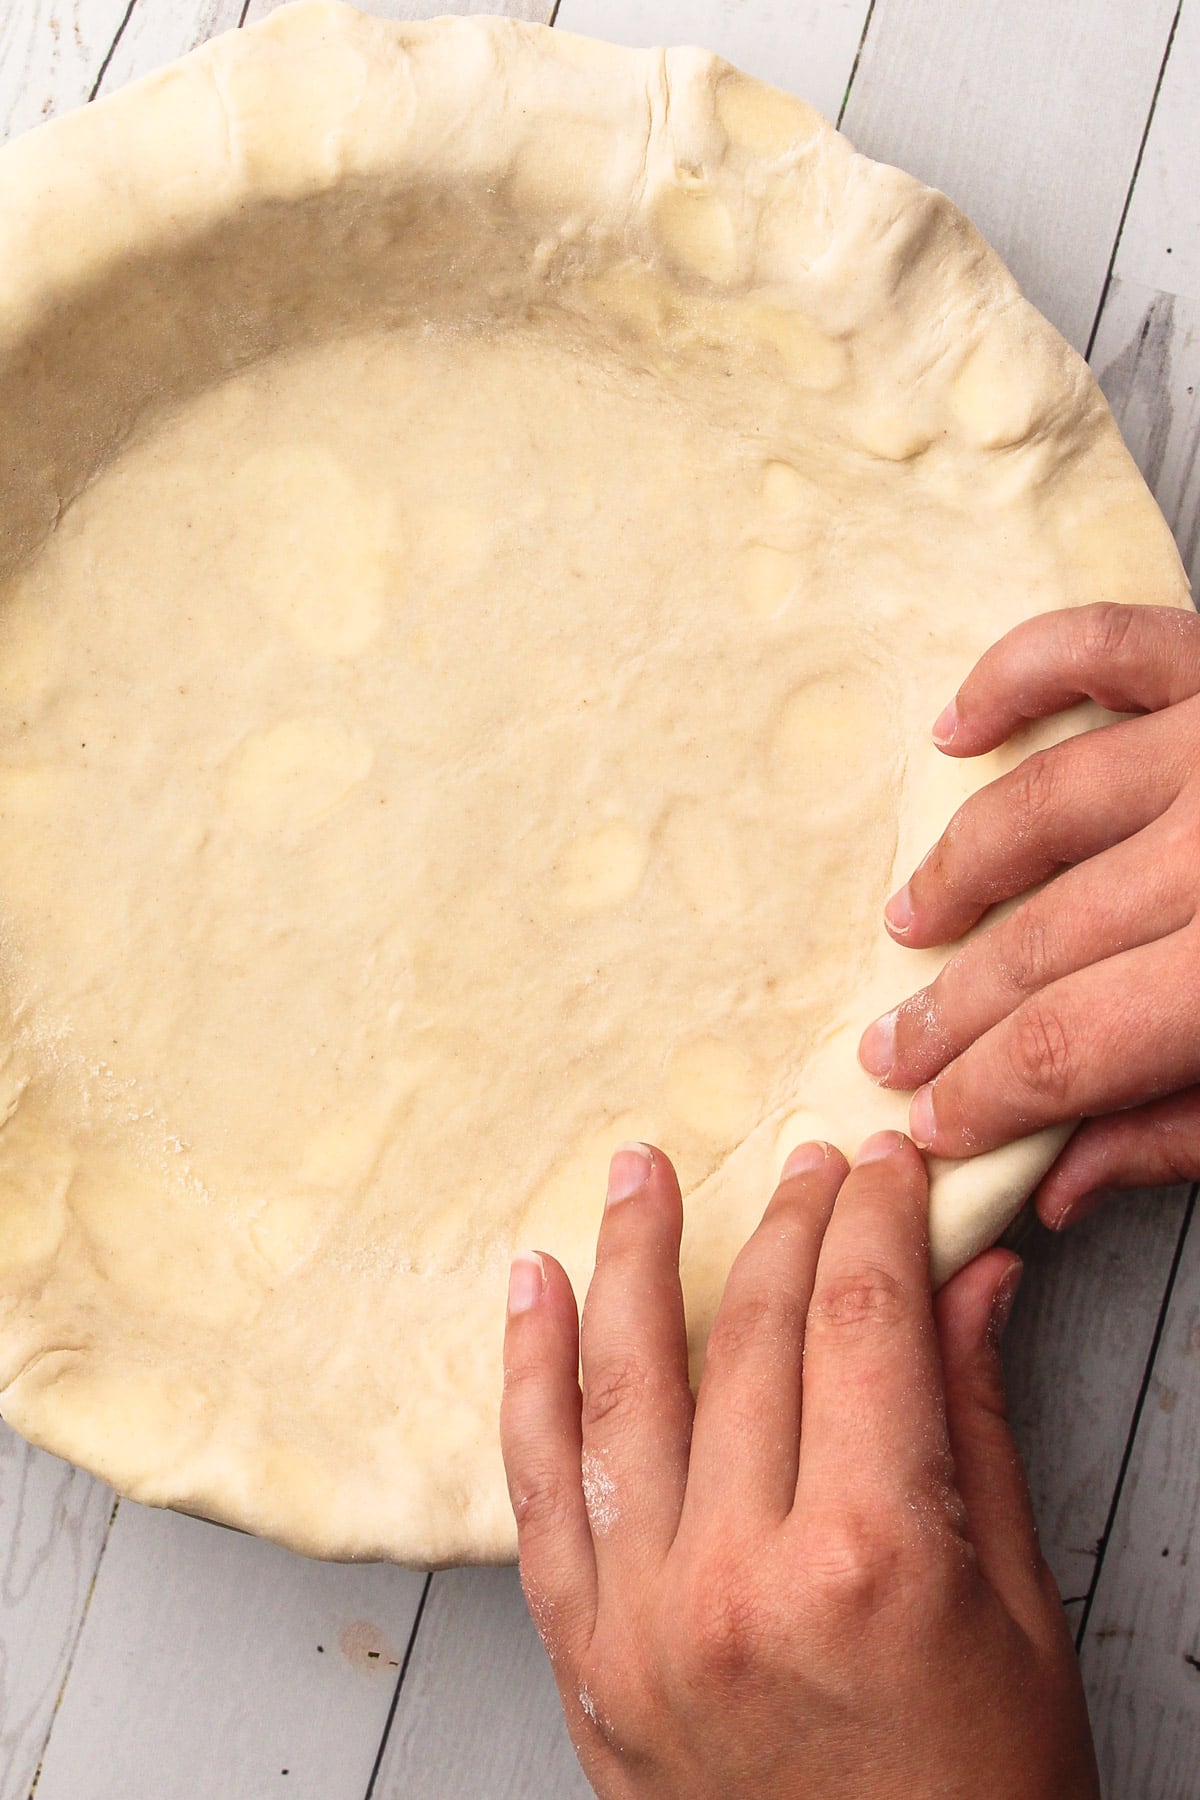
[0,0,131,138]
[1090,0,1200,592]
[244,0,558,24]
[33,1504,426,1800]
[553,0,875,126]
[841,0,1180,354]
[1080,1201,1200,1799]
[1069,8,1200,1794]
[2,2,1191,1796]
[98,0,244,95]
[0,9,251,1797]
[371,1569,592,1800]
[1094,282,1200,592]
[840,15,1199,1793]
[1002,1194,1190,1611]
[0,1430,113,1800]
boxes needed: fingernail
[932,699,960,747]
[855,1130,905,1165]
[858,1008,897,1079]
[781,1140,830,1179]
[1052,1188,1111,1231]
[508,1250,545,1316]
[885,883,913,936]
[988,1262,1023,1343]
[607,1142,653,1206]
[909,1083,937,1149]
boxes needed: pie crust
[0,2,1188,1562]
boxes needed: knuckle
[581,1351,649,1433]
[511,1465,580,1539]
[803,1518,907,1617]
[1010,750,1059,831]
[706,1287,805,1376]
[808,1264,909,1336]
[679,1558,767,1685]
[1005,907,1056,994]
[574,1657,648,1753]
[804,1509,969,1628]
[1080,601,1137,663]
[1010,997,1075,1102]
[500,1356,543,1405]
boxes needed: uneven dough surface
[0,3,1189,1562]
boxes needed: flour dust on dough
[0,3,1188,1563]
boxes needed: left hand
[856,601,1200,1229]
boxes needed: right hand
[500,1132,1099,1798]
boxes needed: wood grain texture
[33,1504,425,1800]
[0,1430,113,1800]
[1095,279,1200,591]
[0,0,131,138]
[98,0,244,96]
[0,0,1195,1796]
[1003,1194,1189,1610]
[244,0,558,24]
[841,0,1180,354]
[1092,0,1200,590]
[1080,1203,1200,1800]
[1073,10,1200,1792]
[1105,0,1200,299]
[373,1569,592,1800]
[0,6,246,1792]
[553,0,874,126]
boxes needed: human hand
[500,1134,1098,1799]
[857,603,1200,1228]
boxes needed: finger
[578,1144,693,1586]
[681,1143,846,1534]
[933,604,1200,758]
[501,1250,597,1667]
[795,1135,952,1521]
[908,926,1200,1158]
[1034,1087,1200,1229]
[934,1251,1051,1636]
[862,811,1196,1090]
[885,711,1185,948]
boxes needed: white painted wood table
[1,1,1198,1794]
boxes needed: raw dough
[0,3,1188,1564]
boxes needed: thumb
[935,1251,1053,1636]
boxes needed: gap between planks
[0,0,1194,1795]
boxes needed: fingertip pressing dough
[0,2,1189,1563]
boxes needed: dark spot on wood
[1184,1653,1200,1673]
[1099,291,1176,496]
